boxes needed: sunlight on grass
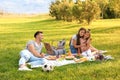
[0,14,52,24]
[0,15,120,80]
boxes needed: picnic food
[74,57,88,62]
[46,56,57,60]
[80,57,88,62]
[61,55,65,58]
[73,54,82,59]
[65,56,75,60]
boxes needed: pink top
[80,38,91,52]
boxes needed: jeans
[53,48,66,55]
[70,45,77,54]
[19,49,45,66]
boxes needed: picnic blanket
[28,58,78,68]
[28,55,114,68]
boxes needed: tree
[49,0,101,24]
[62,0,74,22]
[72,1,83,23]
[109,0,120,18]
[94,0,109,18]
[82,0,100,25]
[49,0,61,20]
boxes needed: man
[18,31,45,71]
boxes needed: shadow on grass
[63,24,81,29]
[92,26,120,33]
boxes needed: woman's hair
[69,27,86,46]
[76,27,86,45]
[34,31,43,38]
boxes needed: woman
[70,28,99,54]
[69,27,86,54]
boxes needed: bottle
[68,50,72,56]
[78,48,81,56]
[56,53,59,58]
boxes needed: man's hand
[39,53,45,58]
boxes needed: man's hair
[34,31,43,38]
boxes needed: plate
[45,56,57,60]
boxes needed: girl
[79,29,93,57]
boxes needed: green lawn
[0,15,120,80]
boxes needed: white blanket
[29,58,80,68]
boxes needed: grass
[0,15,120,80]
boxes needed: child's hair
[88,29,91,32]
[85,29,91,40]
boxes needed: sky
[0,0,55,14]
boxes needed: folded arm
[73,39,82,48]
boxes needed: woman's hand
[81,43,86,47]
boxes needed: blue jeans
[70,45,77,54]
[19,49,45,66]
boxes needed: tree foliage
[49,0,120,24]
[82,0,100,24]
